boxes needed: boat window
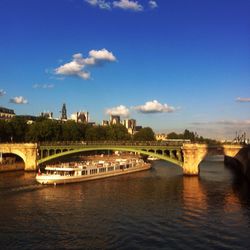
[82,170,88,175]
[108,167,114,171]
[90,169,98,175]
[99,167,106,173]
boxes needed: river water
[0,159,250,249]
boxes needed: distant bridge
[0,142,249,176]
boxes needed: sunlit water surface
[1,160,250,249]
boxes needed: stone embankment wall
[0,163,24,172]
[224,146,250,181]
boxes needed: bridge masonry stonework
[0,143,37,171]
[182,144,246,175]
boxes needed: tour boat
[148,156,159,161]
[36,158,151,185]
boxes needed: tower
[110,115,120,125]
[61,103,67,120]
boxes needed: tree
[26,119,61,142]
[0,120,10,142]
[167,132,180,139]
[85,126,105,141]
[107,124,131,140]
[8,116,28,142]
[61,121,81,141]
[133,127,155,141]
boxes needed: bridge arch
[37,146,183,168]
[1,150,26,166]
[0,143,37,171]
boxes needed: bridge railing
[38,140,189,147]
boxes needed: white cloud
[33,84,55,89]
[149,0,157,9]
[85,0,158,11]
[192,120,250,126]
[217,120,250,125]
[134,100,176,113]
[0,89,6,96]
[10,96,28,104]
[84,49,116,66]
[113,0,143,11]
[85,0,111,10]
[236,97,250,102]
[106,105,130,117]
[55,59,90,80]
[55,49,116,80]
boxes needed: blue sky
[0,0,249,139]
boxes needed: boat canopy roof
[45,167,82,171]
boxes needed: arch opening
[38,147,183,168]
[49,149,55,156]
[198,153,227,176]
[156,149,163,155]
[164,150,170,157]
[0,153,25,172]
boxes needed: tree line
[0,117,216,143]
[167,129,218,144]
[0,117,155,142]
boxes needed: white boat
[148,156,158,161]
[36,158,151,185]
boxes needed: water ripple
[1,161,250,249]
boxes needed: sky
[0,0,249,139]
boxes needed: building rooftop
[0,106,15,115]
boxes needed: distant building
[110,115,120,125]
[17,115,37,124]
[102,120,109,126]
[0,106,15,121]
[71,112,89,124]
[41,112,53,119]
[61,103,67,121]
[124,119,136,135]
[156,133,168,141]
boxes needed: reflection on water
[1,160,250,249]
[182,176,207,222]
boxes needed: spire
[61,103,67,120]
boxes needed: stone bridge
[0,142,249,177]
[0,143,37,171]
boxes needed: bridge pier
[182,144,208,176]
[182,163,200,175]
[24,146,38,171]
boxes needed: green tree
[61,121,81,141]
[8,117,28,142]
[167,132,180,139]
[85,126,107,141]
[133,127,155,141]
[26,119,61,142]
[0,120,10,142]
[107,124,131,140]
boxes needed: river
[0,159,250,249]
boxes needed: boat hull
[36,164,151,185]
